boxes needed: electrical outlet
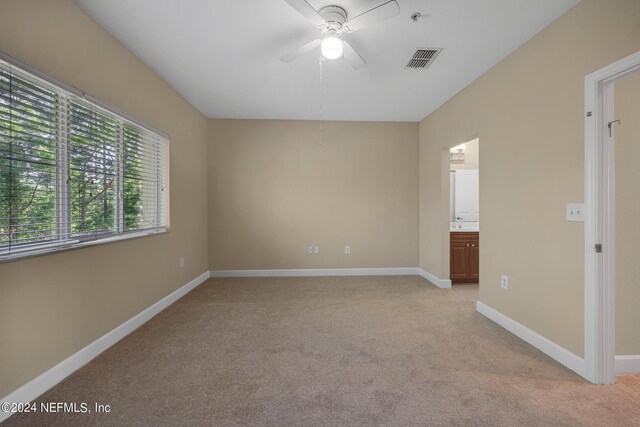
[314,246,320,254]
[344,245,351,255]
[307,246,314,254]
[566,203,585,222]
[179,257,185,269]
[501,275,509,290]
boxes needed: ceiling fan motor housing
[319,5,347,32]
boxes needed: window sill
[0,228,168,264]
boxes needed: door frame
[584,50,640,384]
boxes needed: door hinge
[595,243,602,253]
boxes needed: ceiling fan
[280,0,400,70]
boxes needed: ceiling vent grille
[406,48,442,69]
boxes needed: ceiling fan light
[321,36,343,60]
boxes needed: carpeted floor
[4,276,640,426]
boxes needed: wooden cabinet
[450,232,479,283]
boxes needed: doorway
[612,71,640,377]
[449,138,479,284]
[584,50,640,385]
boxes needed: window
[0,56,169,261]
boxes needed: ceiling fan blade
[344,0,400,32]
[342,41,366,70]
[284,0,326,26]
[280,39,322,63]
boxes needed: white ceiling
[73,0,579,122]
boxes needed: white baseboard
[417,269,452,289]
[209,267,452,289]
[476,301,586,379]
[0,271,210,424]
[615,355,640,376]
[209,267,419,278]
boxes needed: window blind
[0,57,169,261]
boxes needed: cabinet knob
[467,244,470,247]
[472,244,475,247]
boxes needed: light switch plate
[566,203,585,222]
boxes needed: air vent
[406,48,442,69]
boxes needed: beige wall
[450,138,479,171]
[0,0,209,397]
[419,0,640,357]
[209,119,419,270]
[615,71,640,355]
[2,0,638,399]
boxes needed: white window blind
[0,56,169,261]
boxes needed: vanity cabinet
[450,232,479,283]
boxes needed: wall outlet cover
[501,275,509,289]
[566,203,585,222]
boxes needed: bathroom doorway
[449,138,479,284]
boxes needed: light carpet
[4,276,640,426]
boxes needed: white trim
[210,267,418,278]
[584,50,640,385]
[477,301,586,378]
[417,269,452,289]
[615,355,640,376]
[0,229,168,264]
[602,81,616,384]
[0,271,210,424]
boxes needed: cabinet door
[469,242,480,281]
[450,243,469,281]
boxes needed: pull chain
[319,55,324,146]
